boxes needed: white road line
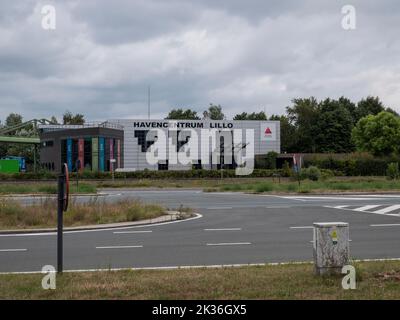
[0,249,27,252]
[370,223,400,227]
[290,226,313,229]
[0,213,203,237]
[206,207,233,210]
[353,205,381,212]
[309,240,352,243]
[332,205,350,209]
[206,242,251,246]
[265,206,293,209]
[113,230,152,234]
[372,205,400,214]
[6,258,400,275]
[95,245,143,249]
[285,196,387,201]
[204,228,241,231]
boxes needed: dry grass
[0,197,165,230]
[0,182,96,194]
[1,261,400,299]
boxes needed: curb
[0,211,195,235]
[0,193,108,198]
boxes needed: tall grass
[0,198,165,229]
[0,183,96,194]
[213,178,400,194]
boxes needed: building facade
[39,119,280,172]
[39,122,124,173]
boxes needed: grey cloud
[0,0,399,123]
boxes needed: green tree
[355,96,385,122]
[203,104,225,120]
[352,111,400,156]
[165,108,200,120]
[286,97,319,152]
[233,111,267,120]
[269,114,296,153]
[63,111,85,125]
[5,113,23,127]
[338,96,357,125]
[49,116,59,124]
[314,98,354,153]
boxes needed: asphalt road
[1,189,400,273]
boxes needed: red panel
[78,139,84,172]
[110,138,114,171]
[117,139,121,169]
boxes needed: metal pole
[148,85,151,119]
[57,174,64,273]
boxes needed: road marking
[113,230,152,234]
[8,257,400,275]
[0,213,203,237]
[290,226,313,229]
[285,196,387,201]
[95,245,143,249]
[353,205,381,211]
[206,242,251,246]
[265,206,293,209]
[370,224,400,227]
[206,207,233,210]
[0,249,27,252]
[204,228,241,231]
[309,240,352,243]
[325,205,400,217]
[372,205,400,214]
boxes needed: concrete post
[313,222,349,275]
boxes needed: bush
[281,161,292,177]
[304,156,395,176]
[302,166,321,181]
[0,169,288,180]
[386,162,400,180]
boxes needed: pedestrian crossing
[325,204,400,217]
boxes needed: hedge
[0,169,287,181]
[303,158,392,176]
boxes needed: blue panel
[67,138,73,172]
[99,137,105,172]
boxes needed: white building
[109,119,280,171]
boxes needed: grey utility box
[313,222,349,275]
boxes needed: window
[192,160,202,170]
[41,140,54,148]
[158,160,169,171]
[135,130,155,152]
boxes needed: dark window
[135,130,155,152]
[158,160,169,171]
[192,160,202,170]
[41,140,54,148]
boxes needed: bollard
[313,222,349,275]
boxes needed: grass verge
[0,198,165,230]
[1,261,400,299]
[0,183,97,195]
[210,177,400,194]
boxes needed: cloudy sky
[0,0,399,122]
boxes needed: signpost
[57,163,69,273]
[293,153,302,186]
[110,158,116,182]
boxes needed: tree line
[166,96,398,155]
[1,97,399,161]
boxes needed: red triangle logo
[265,127,272,134]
